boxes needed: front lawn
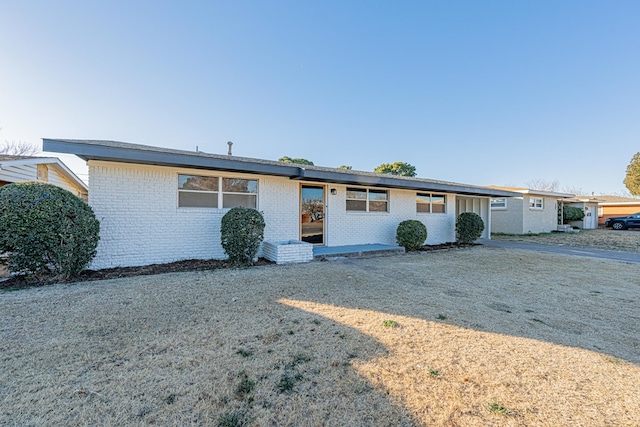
[2,248,639,426]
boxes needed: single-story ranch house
[488,186,574,234]
[0,155,88,199]
[592,195,640,226]
[43,139,518,269]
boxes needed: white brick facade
[88,161,472,269]
[491,195,560,234]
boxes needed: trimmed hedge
[0,182,100,281]
[220,207,265,265]
[563,206,585,223]
[396,220,427,251]
[456,212,485,244]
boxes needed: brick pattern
[325,186,456,246]
[263,240,314,264]
[89,161,462,269]
[491,196,559,234]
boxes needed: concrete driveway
[480,238,640,263]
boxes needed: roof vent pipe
[227,141,233,156]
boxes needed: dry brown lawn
[1,247,639,426]
[492,228,640,253]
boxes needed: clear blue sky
[1,1,638,195]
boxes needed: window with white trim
[417,193,446,213]
[529,197,543,209]
[346,188,388,212]
[178,175,257,208]
[491,198,507,209]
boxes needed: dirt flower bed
[492,228,640,252]
[0,258,274,291]
[1,248,639,426]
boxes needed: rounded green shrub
[396,220,427,251]
[220,207,265,265]
[562,206,585,223]
[456,212,485,244]
[0,182,100,281]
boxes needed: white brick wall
[325,186,456,246]
[263,240,314,264]
[88,161,464,269]
[491,198,525,234]
[491,195,559,234]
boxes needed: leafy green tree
[374,162,417,177]
[337,165,352,170]
[278,156,314,166]
[624,152,640,196]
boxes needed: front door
[301,185,325,244]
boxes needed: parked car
[604,213,640,230]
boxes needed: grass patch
[236,349,253,358]
[277,372,303,393]
[488,402,511,414]
[382,319,399,328]
[218,410,249,427]
[234,371,255,400]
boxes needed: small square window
[491,198,507,209]
[529,197,543,209]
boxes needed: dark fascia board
[43,138,519,198]
[295,169,517,197]
[43,138,301,177]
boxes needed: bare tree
[0,140,40,156]
[525,179,559,192]
[561,186,584,196]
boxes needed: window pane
[346,200,366,211]
[222,178,257,193]
[491,198,506,208]
[369,201,388,212]
[223,194,257,209]
[417,203,430,213]
[346,188,366,200]
[530,197,543,208]
[431,195,445,213]
[416,194,430,212]
[369,190,388,201]
[179,175,218,191]
[179,192,218,208]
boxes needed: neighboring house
[43,138,518,270]
[591,195,640,226]
[561,197,601,229]
[0,155,88,200]
[488,186,574,234]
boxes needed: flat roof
[42,138,519,198]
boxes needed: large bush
[456,212,485,244]
[396,220,427,251]
[0,182,100,280]
[220,207,265,265]
[562,206,585,223]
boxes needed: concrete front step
[313,244,405,260]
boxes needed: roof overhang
[43,138,519,198]
[0,155,88,192]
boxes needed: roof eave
[295,169,518,197]
[43,138,302,178]
[43,138,519,198]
